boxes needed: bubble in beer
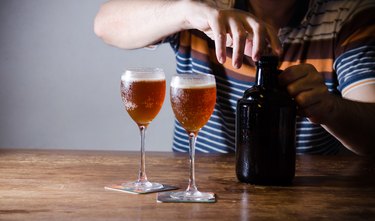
[120,69,166,126]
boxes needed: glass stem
[186,132,198,193]
[138,125,148,183]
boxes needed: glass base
[122,180,163,192]
[170,190,215,202]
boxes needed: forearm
[94,0,191,49]
[279,64,375,156]
[322,96,375,156]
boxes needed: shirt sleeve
[162,33,180,53]
[144,33,180,52]
[333,0,375,96]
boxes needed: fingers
[228,15,280,64]
[245,18,262,61]
[243,17,282,61]
[206,9,281,67]
[210,16,227,64]
[294,87,327,108]
[265,24,282,56]
[279,64,317,86]
[243,37,253,57]
[228,18,247,68]
[279,64,334,124]
[280,64,325,98]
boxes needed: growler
[235,56,296,185]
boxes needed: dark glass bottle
[235,56,296,185]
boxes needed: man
[94,0,375,155]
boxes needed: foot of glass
[170,190,215,201]
[122,180,163,192]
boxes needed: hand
[279,64,338,124]
[184,1,282,68]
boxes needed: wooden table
[0,149,374,221]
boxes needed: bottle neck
[255,58,279,88]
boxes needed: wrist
[180,0,215,30]
[154,0,197,34]
[321,94,341,125]
[306,93,339,125]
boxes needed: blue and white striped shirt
[163,0,375,154]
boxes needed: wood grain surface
[0,149,374,221]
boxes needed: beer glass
[119,68,166,192]
[169,73,216,201]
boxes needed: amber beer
[121,77,166,126]
[170,81,216,134]
[167,73,217,202]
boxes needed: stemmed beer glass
[168,73,217,201]
[118,67,166,192]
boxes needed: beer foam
[121,68,165,82]
[170,79,216,89]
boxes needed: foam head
[121,68,165,82]
[170,73,216,88]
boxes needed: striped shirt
[163,0,375,155]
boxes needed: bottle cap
[257,56,279,67]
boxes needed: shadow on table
[292,174,375,188]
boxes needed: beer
[121,74,166,127]
[170,81,216,134]
[116,68,166,192]
[167,73,217,202]
[235,56,296,185]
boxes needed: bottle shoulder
[240,85,281,99]
[238,85,295,107]
[239,86,263,101]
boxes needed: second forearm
[94,0,190,49]
[322,96,375,156]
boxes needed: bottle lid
[257,56,279,67]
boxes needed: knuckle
[313,74,325,84]
[237,31,247,39]
[208,9,223,25]
[252,22,260,31]
[232,31,247,41]
[210,8,220,18]
[319,86,329,95]
[286,84,297,95]
[295,93,307,106]
[213,9,227,22]
[217,32,226,39]
[251,21,263,33]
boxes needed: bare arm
[322,86,375,156]
[279,64,375,156]
[94,0,281,67]
[94,0,188,49]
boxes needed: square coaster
[157,192,216,203]
[105,184,179,194]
